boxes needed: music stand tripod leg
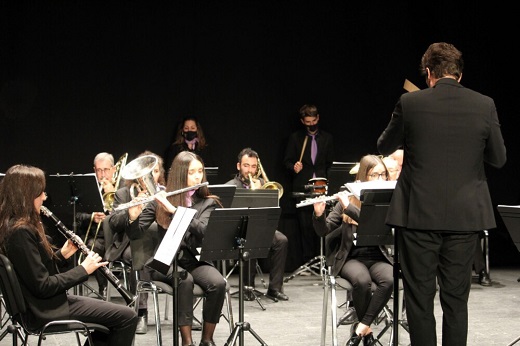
[225,237,269,346]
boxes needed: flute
[40,205,137,306]
[296,192,353,208]
[113,182,209,211]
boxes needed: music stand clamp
[200,207,280,346]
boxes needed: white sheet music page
[345,180,397,199]
[154,206,197,266]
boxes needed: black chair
[0,253,109,346]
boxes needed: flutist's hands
[80,251,108,275]
[154,190,177,214]
[60,239,78,259]
[336,191,351,210]
[294,161,303,173]
[313,197,327,217]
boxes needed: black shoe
[363,333,374,346]
[136,315,148,334]
[266,289,289,301]
[345,334,362,346]
[479,271,492,286]
[199,341,216,346]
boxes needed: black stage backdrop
[1,1,518,270]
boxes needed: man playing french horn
[225,147,289,301]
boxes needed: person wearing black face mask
[165,116,218,178]
[283,104,335,269]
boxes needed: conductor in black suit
[377,42,506,346]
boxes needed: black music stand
[497,205,520,346]
[200,207,280,346]
[328,161,357,195]
[205,167,219,183]
[147,207,197,346]
[355,188,406,346]
[208,184,237,208]
[44,173,104,297]
[229,189,279,306]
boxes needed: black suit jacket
[377,78,506,231]
[4,227,89,329]
[284,128,334,192]
[104,186,132,262]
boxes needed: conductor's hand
[60,239,78,260]
[80,251,108,275]
[294,161,303,174]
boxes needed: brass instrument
[256,157,284,199]
[40,206,137,306]
[121,155,159,199]
[102,153,128,211]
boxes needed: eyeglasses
[95,168,113,174]
[368,172,387,179]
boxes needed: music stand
[354,188,406,345]
[328,161,357,195]
[208,184,237,208]
[229,189,279,306]
[147,207,197,346]
[498,205,520,346]
[200,207,280,346]
[44,173,104,297]
[205,167,219,183]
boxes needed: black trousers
[398,228,478,346]
[248,230,288,292]
[68,294,137,346]
[152,262,226,325]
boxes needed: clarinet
[40,205,137,306]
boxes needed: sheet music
[498,205,520,208]
[345,180,397,199]
[154,206,197,265]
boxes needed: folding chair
[0,254,109,346]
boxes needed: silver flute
[112,182,209,211]
[296,192,353,208]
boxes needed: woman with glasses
[312,154,394,346]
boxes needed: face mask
[184,131,197,141]
[307,124,317,132]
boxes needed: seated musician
[225,147,289,301]
[110,151,226,346]
[312,154,394,346]
[105,150,166,334]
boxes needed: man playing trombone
[225,147,289,301]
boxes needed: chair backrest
[130,221,160,271]
[0,253,27,324]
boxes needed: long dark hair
[156,151,220,228]
[0,165,55,257]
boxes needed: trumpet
[40,206,137,306]
[296,192,353,208]
[113,182,209,211]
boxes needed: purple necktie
[310,134,317,164]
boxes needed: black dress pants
[398,228,478,346]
